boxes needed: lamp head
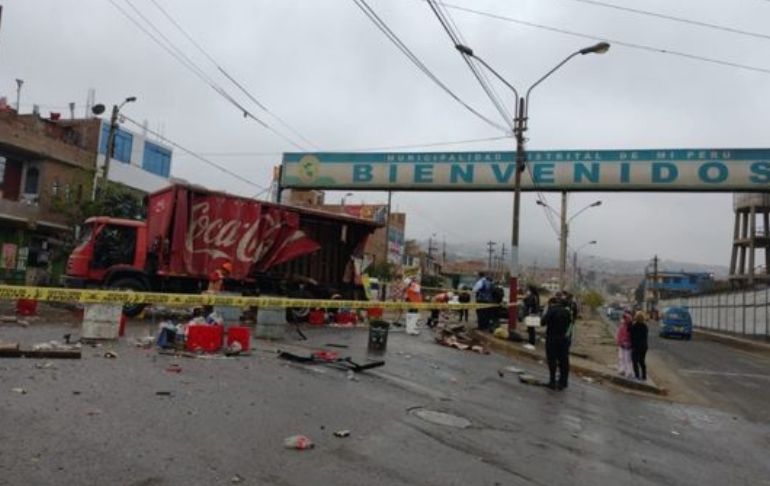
[591,201,602,207]
[455,44,474,57]
[125,96,137,103]
[580,42,610,55]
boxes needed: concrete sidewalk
[694,328,770,354]
[471,329,668,396]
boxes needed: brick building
[0,108,96,284]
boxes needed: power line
[432,1,770,76]
[187,134,511,157]
[560,0,770,42]
[120,114,269,191]
[427,0,515,130]
[351,0,510,134]
[108,0,307,150]
[147,0,319,149]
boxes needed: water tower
[729,193,770,286]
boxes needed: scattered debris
[522,343,536,351]
[504,366,525,375]
[493,326,509,340]
[134,336,154,349]
[518,374,542,385]
[0,315,18,323]
[17,319,29,328]
[333,430,351,438]
[230,474,244,484]
[671,430,680,436]
[103,350,118,359]
[166,364,183,373]
[34,361,55,370]
[324,343,349,349]
[155,391,172,396]
[284,435,314,450]
[86,409,103,416]
[435,324,489,354]
[278,350,385,373]
[346,370,358,381]
[72,391,82,395]
[581,376,596,384]
[224,341,243,357]
[11,387,27,394]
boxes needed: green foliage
[366,261,397,280]
[583,290,604,309]
[421,274,445,290]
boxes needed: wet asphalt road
[1,323,769,486]
[648,321,770,423]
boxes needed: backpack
[491,285,504,304]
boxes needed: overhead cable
[431,1,770,76]
[121,114,269,191]
[351,0,510,134]
[427,0,515,130]
[109,0,307,150]
[147,0,319,149]
[560,0,770,42]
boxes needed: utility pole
[486,241,496,272]
[559,191,568,290]
[442,236,446,265]
[572,251,578,291]
[383,191,392,265]
[653,254,659,310]
[500,243,507,281]
[14,79,23,112]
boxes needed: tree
[367,261,397,280]
[582,290,604,309]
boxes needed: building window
[24,166,39,195]
[99,123,133,163]
[142,142,172,178]
[51,178,60,197]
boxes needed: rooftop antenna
[68,102,75,120]
[14,79,23,112]
[85,88,95,117]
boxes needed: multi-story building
[63,117,173,194]
[0,108,96,284]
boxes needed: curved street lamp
[91,96,137,196]
[572,240,597,291]
[455,41,610,331]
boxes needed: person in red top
[208,261,232,293]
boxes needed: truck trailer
[64,183,380,315]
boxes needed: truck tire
[286,289,313,323]
[108,277,147,318]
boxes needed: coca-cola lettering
[186,201,261,261]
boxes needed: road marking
[679,369,770,380]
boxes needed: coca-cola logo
[186,201,266,263]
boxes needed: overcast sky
[2,0,768,268]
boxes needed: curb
[694,328,770,354]
[471,330,667,396]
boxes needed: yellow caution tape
[0,285,508,311]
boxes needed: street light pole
[559,191,568,290]
[456,41,610,334]
[92,96,136,196]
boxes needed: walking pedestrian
[426,291,451,328]
[616,310,633,378]
[541,296,572,390]
[473,272,493,331]
[630,311,649,381]
[403,276,423,335]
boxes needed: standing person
[426,291,452,328]
[616,310,633,378]
[473,272,493,331]
[403,276,423,335]
[457,286,471,322]
[203,261,232,317]
[541,296,572,390]
[523,286,541,345]
[630,311,649,381]
[562,292,578,347]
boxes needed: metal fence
[660,287,769,337]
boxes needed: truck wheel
[286,289,313,323]
[109,277,147,318]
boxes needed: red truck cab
[65,216,148,290]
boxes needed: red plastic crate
[16,299,38,316]
[308,310,326,326]
[335,311,357,325]
[186,325,224,352]
[226,326,251,351]
[367,307,384,319]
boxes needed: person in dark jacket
[457,286,471,322]
[523,286,541,345]
[541,297,572,390]
[630,311,649,381]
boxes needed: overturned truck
[64,183,380,316]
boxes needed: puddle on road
[410,409,472,429]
